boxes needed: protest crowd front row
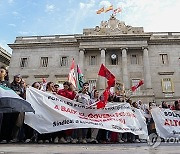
[0,64,180,144]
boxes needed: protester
[131,102,141,143]
[162,101,169,109]
[32,82,41,90]
[112,90,124,102]
[54,84,60,94]
[23,82,40,143]
[0,66,10,143]
[56,81,74,143]
[73,82,91,144]
[38,82,56,143]
[89,90,99,143]
[8,74,26,143]
[58,81,75,99]
[174,100,180,110]
[148,102,156,135]
[1,66,179,145]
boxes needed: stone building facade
[8,15,180,104]
[0,46,11,67]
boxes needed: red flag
[107,78,115,88]
[68,58,76,88]
[98,64,115,81]
[131,80,144,92]
[96,88,110,109]
[114,7,122,14]
[97,64,116,109]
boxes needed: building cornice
[148,39,180,45]
[75,34,151,42]
[0,46,11,59]
[8,41,79,49]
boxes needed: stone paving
[0,143,180,154]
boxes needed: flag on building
[77,65,84,90]
[114,7,122,14]
[0,85,34,113]
[131,80,144,92]
[96,7,104,14]
[104,5,113,13]
[68,58,76,88]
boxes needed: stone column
[143,47,152,89]
[121,48,130,89]
[79,49,85,73]
[99,48,106,90]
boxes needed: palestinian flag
[77,65,84,91]
[0,85,34,113]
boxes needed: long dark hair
[174,101,179,110]
[0,66,9,81]
[46,82,54,91]
[162,101,168,109]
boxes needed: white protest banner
[25,87,148,138]
[151,107,180,139]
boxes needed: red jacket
[58,89,76,100]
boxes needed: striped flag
[77,65,84,90]
[96,7,104,14]
[68,58,76,88]
[41,78,47,91]
[131,80,144,92]
[104,5,113,13]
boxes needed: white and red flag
[41,78,47,91]
[68,58,76,88]
[131,80,144,92]
[113,7,122,14]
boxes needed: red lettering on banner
[174,120,179,126]
[87,113,135,119]
[119,118,126,124]
[61,106,77,114]
[54,105,60,110]
[164,119,180,126]
[164,119,170,126]
[79,112,85,116]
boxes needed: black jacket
[10,82,25,98]
[0,80,10,88]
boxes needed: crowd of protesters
[0,65,180,144]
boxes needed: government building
[0,46,11,67]
[8,15,180,104]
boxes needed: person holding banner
[162,101,169,109]
[174,100,180,110]
[54,84,60,94]
[38,82,56,143]
[24,82,41,143]
[58,81,76,100]
[89,89,99,143]
[73,82,91,144]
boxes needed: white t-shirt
[77,92,91,105]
